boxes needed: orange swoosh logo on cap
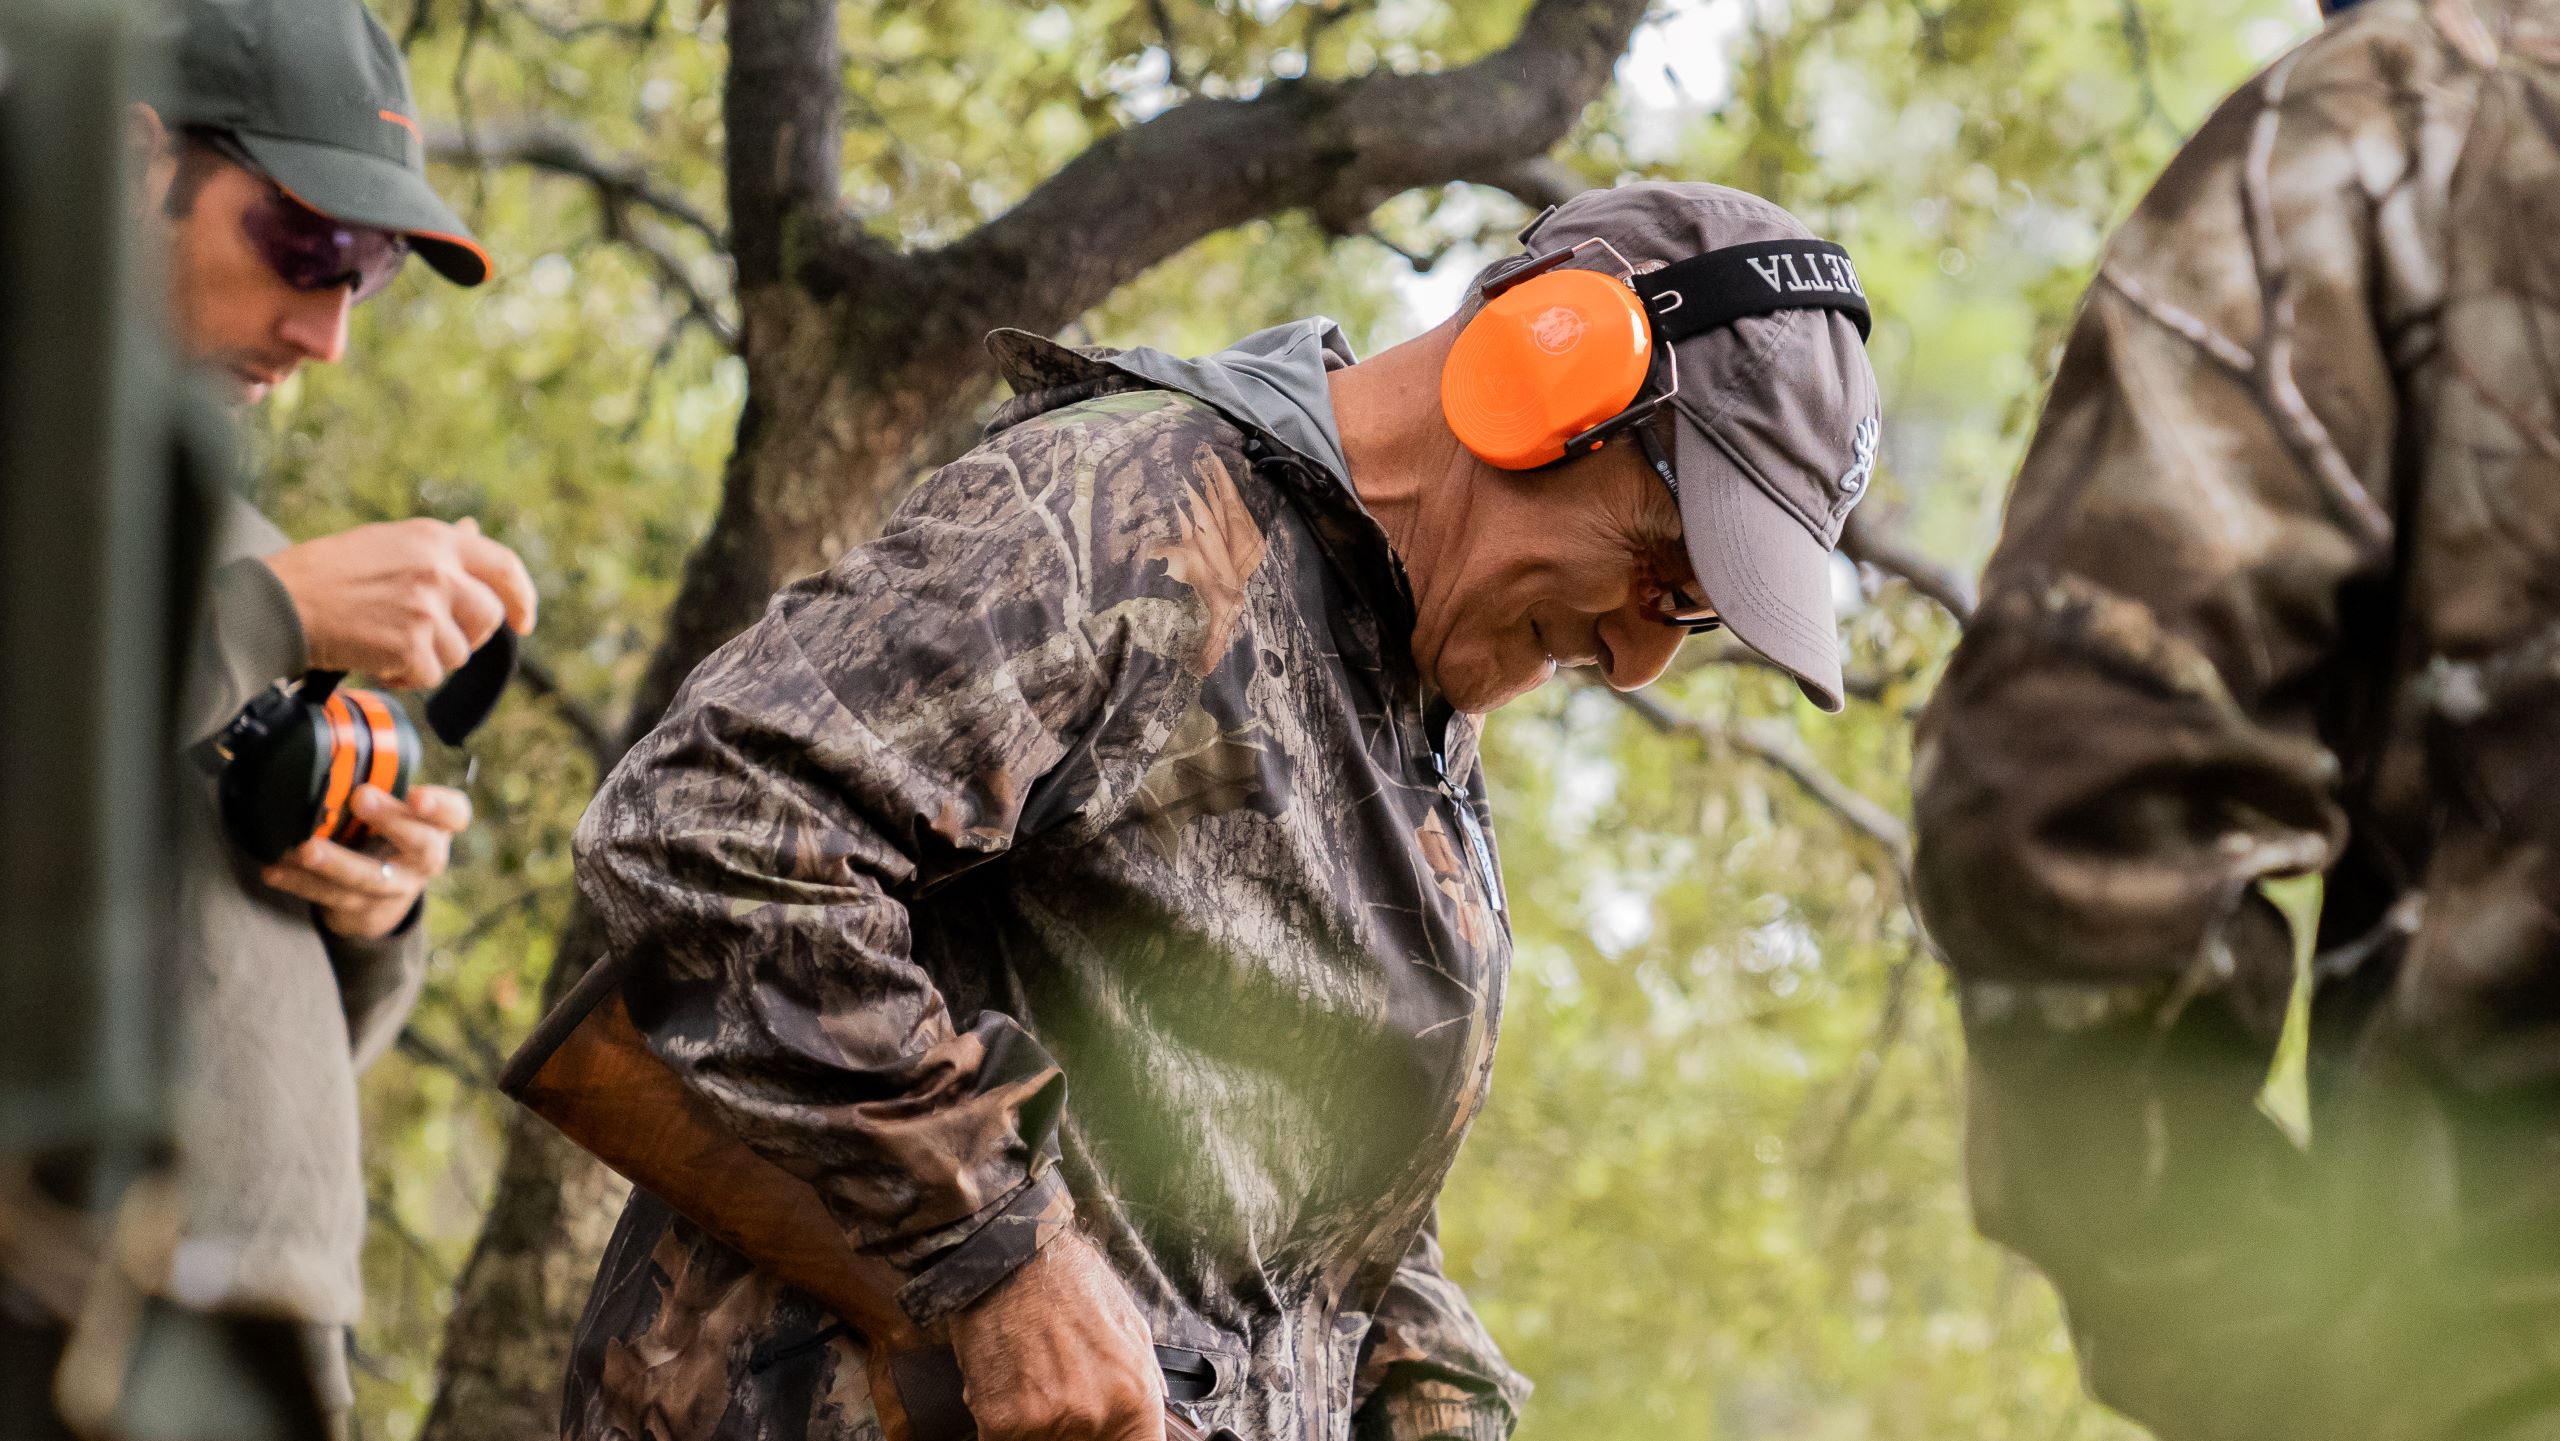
[379,109,420,138]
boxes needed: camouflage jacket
[1914,4,2560,1438]
[562,322,1528,1441]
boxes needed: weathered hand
[946,1231,1165,1441]
[260,784,470,940]
[264,516,537,689]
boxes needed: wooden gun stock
[500,962,1209,1441]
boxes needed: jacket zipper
[1432,748,1505,918]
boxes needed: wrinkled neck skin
[1328,320,1481,631]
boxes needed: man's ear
[126,102,178,219]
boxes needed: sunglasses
[201,131,411,302]
[1632,421,1722,634]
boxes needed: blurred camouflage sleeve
[1910,14,2458,1436]
[1350,1209,1528,1441]
[573,398,1223,1323]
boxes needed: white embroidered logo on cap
[1529,305,1586,355]
[1838,416,1880,495]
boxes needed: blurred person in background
[52,0,535,1433]
[547,181,1880,1441]
[1914,1,2560,1437]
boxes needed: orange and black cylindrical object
[202,629,514,864]
[211,674,419,863]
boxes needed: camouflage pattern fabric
[1914,3,2560,1437]
[562,334,1525,1441]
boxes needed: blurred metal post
[0,0,188,1164]
[0,0,224,1434]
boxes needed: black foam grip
[425,627,518,746]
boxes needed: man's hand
[946,1231,1165,1441]
[260,785,470,940]
[264,517,537,689]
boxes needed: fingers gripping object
[1440,233,1872,472]
[201,627,516,863]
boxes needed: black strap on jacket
[1632,239,1872,343]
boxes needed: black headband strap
[1632,239,1871,344]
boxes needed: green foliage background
[248,1,2306,1435]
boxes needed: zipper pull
[1436,769,1507,919]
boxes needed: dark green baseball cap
[168,0,489,286]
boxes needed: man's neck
[1326,323,1477,580]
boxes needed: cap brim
[1671,419,1846,712]
[234,131,490,287]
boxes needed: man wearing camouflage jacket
[558,183,1882,1441]
[1915,1,2560,1437]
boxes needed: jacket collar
[985,320,1358,494]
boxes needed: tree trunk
[418,3,1650,1435]
[416,1102,628,1441]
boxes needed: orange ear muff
[1442,267,1655,471]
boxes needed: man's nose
[278,285,354,365]
[1595,607,1686,691]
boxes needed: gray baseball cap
[1526,183,1880,711]
[168,0,489,286]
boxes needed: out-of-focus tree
[247,1,2307,1437]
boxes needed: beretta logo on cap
[1744,247,1867,299]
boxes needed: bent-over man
[561,181,1881,1441]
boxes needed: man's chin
[194,360,278,408]
[1427,657,1553,716]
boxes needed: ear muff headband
[1632,239,1870,343]
[1442,234,1872,472]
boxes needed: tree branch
[423,124,739,344]
[1604,683,1912,870]
[502,0,670,45]
[1145,0,1195,92]
[601,212,740,349]
[398,1025,493,1089]
[1465,156,1587,211]
[2115,0,2182,139]
[1806,938,1925,1206]
[425,122,723,246]
[1840,508,1976,627]
[923,0,1648,342]
[1687,636,1892,704]
[436,880,563,963]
